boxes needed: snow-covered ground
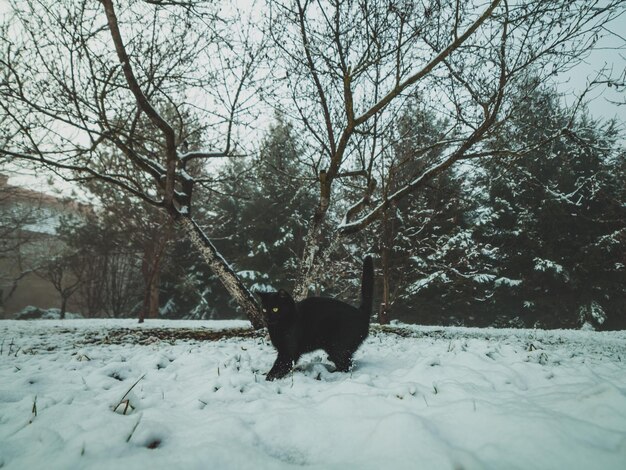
[1,320,625,470]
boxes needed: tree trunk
[178,215,264,330]
[379,208,392,325]
[149,271,160,319]
[293,171,331,300]
[378,302,389,325]
[140,268,160,322]
[138,302,145,323]
[140,241,162,323]
[60,296,67,320]
[379,251,391,325]
[293,210,326,300]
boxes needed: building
[0,174,90,317]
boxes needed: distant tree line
[1,0,624,329]
[49,83,624,330]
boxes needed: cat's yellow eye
[272,307,279,313]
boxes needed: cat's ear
[278,289,291,299]
[255,290,267,300]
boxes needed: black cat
[257,256,374,380]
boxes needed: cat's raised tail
[360,255,374,318]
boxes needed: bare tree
[592,61,626,107]
[2,0,623,320]
[0,0,265,327]
[138,210,173,322]
[266,0,625,299]
[57,211,146,318]
[34,252,83,319]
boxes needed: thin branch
[355,0,502,126]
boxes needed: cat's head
[256,289,295,326]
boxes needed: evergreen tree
[374,100,484,325]
[475,86,626,329]
[240,114,315,289]
[159,237,217,319]
[205,115,316,315]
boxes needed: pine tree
[375,100,483,325]
[475,85,626,329]
[205,115,316,315]
[241,114,315,289]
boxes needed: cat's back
[296,296,364,332]
[297,296,360,317]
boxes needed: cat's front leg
[266,354,293,381]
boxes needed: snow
[237,270,260,281]
[407,272,448,294]
[534,257,565,275]
[472,273,496,283]
[1,320,626,469]
[494,276,522,287]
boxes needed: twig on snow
[126,413,143,442]
[113,373,146,415]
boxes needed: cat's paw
[265,370,288,381]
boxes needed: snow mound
[1,320,625,469]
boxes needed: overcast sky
[558,9,626,123]
[1,0,624,194]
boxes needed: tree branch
[354,0,502,126]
